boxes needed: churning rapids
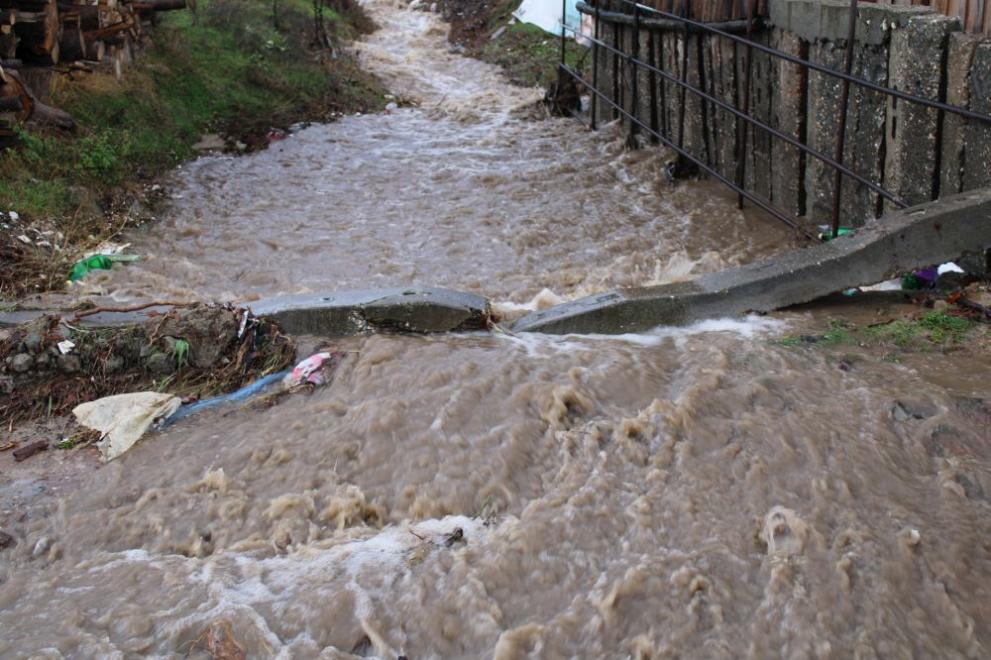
[3,1,991,658]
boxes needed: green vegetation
[0,0,385,291]
[821,320,856,346]
[779,312,978,351]
[173,338,191,370]
[868,312,975,346]
[479,21,587,88]
[436,0,586,89]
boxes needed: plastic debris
[861,278,903,292]
[163,369,289,426]
[85,241,131,258]
[73,392,182,462]
[902,266,939,291]
[68,253,140,281]
[57,340,75,355]
[938,262,965,275]
[817,226,855,241]
[68,254,114,281]
[283,351,342,388]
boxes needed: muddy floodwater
[64,1,795,312]
[3,1,991,658]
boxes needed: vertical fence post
[612,4,620,119]
[591,0,600,129]
[648,30,659,142]
[735,0,756,209]
[658,20,667,139]
[560,0,567,65]
[677,0,689,149]
[831,0,858,238]
[629,1,640,145]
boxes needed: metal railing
[558,0,991,238]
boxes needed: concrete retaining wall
[585,0,991,227]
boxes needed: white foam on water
[500,314,788,358]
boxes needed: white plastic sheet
[74,392,182,462]
[513,0,582,38]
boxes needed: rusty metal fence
[558,0,991,238]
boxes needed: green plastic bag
[68,253,140,281]
[817,227,855,242]
[68,255,114,281]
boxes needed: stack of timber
[0,0,188,146]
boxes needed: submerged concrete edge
[512,188,991,335]
[0,287,492,336]
[249,287,491,336]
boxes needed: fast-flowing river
[2,1,990,658]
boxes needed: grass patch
[780,311,979,352]
[480,21,587,88]
[821,320,855,345]
[866,312,974,347]
[436,0,587,89]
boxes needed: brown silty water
[3,2,991,658]
[61,1,797,313]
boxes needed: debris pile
[0,208,69,296]
[0,0,190,143]
[0,303,296,424]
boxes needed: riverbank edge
[0,0,388,300]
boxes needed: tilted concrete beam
[513,188,991,335]
[250,288,490,336]
[0,288,491,336]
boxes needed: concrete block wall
[583,0,991,227]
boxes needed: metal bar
[830,0,858,238]
[735,0,756,209]
[591,0,991,124]
[612,8,620,120]
[561,22,908,207]
[647,29,659,141]
[629,2,640,143]
[559,63,818,239]
[591,0,600,130]
[677,0,689,149]
[560,0,567,65]
[658,21,668,138]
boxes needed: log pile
[0,0,189,146]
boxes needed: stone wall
[583,0,991,227]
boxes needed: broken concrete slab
[513,187,991,335]
[250,287,491,336]
[0,306,176,328]
[1,288,491,338]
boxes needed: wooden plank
[964,0,979,32]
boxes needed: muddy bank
[0,304,295,425]
[0,0,386,299]
[432,0,586,87]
